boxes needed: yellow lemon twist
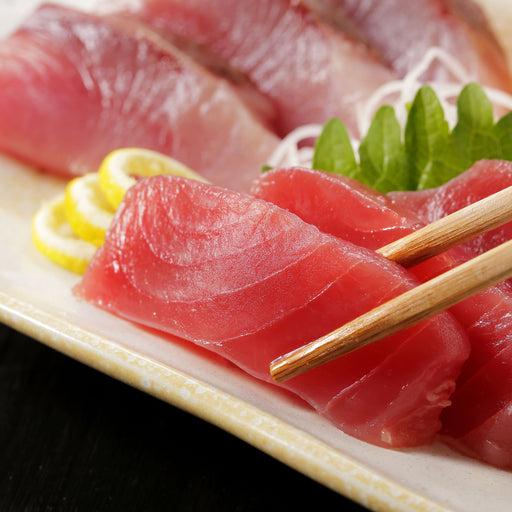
[99,148,209,209]
[32,148,207,274]
[65,173,115,247]
[32,194,97,275]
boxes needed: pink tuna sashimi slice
[252,166,512,468]
[104,0,395,137]
[440,344,512,468]
[389,160,512,256]
[75,175,469,448]
[303,0,511,90]
[252,167,424,251]
[0,4,278,191]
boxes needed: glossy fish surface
[76,175,470,448]
[0,4,278,190]
[106,0,395,136]
[254,165,512,469]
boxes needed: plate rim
[0,291,451,512]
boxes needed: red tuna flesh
[105,0,395,137]
[389,160,512,256]
[253,166,512,468]
[440,344,512,468]
[0,4,278,191]
[303,0,511,90]
[252,167,424,251]
[75,175,469,448]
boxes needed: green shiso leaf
[404,85,450,190]
[358,105,413,193]
[495,112,512,159]
[312,118,358,177]
[311,82,511,192]
[452,82,499,162]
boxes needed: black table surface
[1,322,368,511]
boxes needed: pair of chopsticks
[270,185,512,383]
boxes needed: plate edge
[0,292,452,512]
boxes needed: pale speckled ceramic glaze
[1,2,511,510]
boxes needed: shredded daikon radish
[268,47,512,169]
[266,124,323,168]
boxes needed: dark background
[0,323,367,511]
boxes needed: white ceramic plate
[1,2,511,511]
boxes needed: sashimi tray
[1,1,512,511]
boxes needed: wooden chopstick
[270,185,512,383]
[378,185,512,267]
[270,238,512,382]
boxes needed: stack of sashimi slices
[0,0,510,191]
[1,0,512,470]
[75,159,512,470]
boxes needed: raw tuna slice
[303,0,511,91]
[0,4,279,191]
[440,344,512,468]
[104,0,395,137]
[75,175,470,448]
[252,167,424,251]
[253,166,512,468]
[389,160,512,256]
